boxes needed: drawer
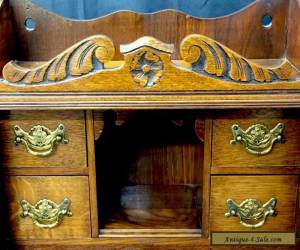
[212,110,300,168]
[210,175,298,232]
[5,176,91,239]
[0,111,87,168]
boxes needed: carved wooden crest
[1,34,300,91]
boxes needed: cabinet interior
[95,111,205,235]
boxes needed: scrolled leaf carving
[3,35,115,84]
[180,34,300,83]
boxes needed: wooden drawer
[212,110,300,168]
[0,111,87,168]
[210,175,298,232]
[5,176,91,239]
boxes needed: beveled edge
[120,36,174,54]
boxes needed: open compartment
[95,110,205,236]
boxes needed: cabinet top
[0,0,300,109]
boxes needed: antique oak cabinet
[1,0,300,249]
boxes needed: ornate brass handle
[14,124,68,156]
[20,198,72,228]
[225,198,277,228]
[230,123,284,155]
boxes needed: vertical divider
[86,110,99,238]
[201,114,213,238]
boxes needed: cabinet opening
[95,110,205,236]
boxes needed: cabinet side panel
[287,0,300,69]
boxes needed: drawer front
[0,111,87,168]
[210,175,298,231]
[5,176,91,239]
[212,110,300,168]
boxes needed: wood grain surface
[85,111,99,237]
[212,109,300,168]
[5,176,91,239]
[0,0,13,77]
[10,237,210,250]
[210,175,298,232]
[8,0,289,61]
[287,0,300,69]
[0,111,87,168]
[96,111,203,232]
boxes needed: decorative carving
[20,198,72,228]
[121,36,174,87]
[129,51,164,87]
[230,123,284,155]
[14,123,68,156]
[180,34,299,82]
[3,35,115,84]
[2,34,300,90]
[225,198,277,228]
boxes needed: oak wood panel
[11,238,210,250]
[85,111,99,238]
[5,176,91,239]
[96,111,204,231]
[211,166,300,175]
[201,117,212,238]
[96,111,203,185]
[212,109,300,168]
[210,175,298,232]
[296,177,300,238]
[0,111,87,168]
[287,0,300,69]
[1,167,89,176]
[101,184,201,230]
[211,247,297,250]
[0,0,14,77]
[9,0,288,61]
[2,93,300,110]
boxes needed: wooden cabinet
[1,0,300,249]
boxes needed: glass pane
[30,0,255,20]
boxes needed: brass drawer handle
[14,124,68,156]
[20,198,72,229]
[230,123,284,155]
[225,198,277,228]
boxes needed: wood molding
[1,92,300,109]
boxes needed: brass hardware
[225,198,277,228]
[20,198,72,228]
[230,123,284,155]
[14,124,68,156]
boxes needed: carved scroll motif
[3,35,115,84]
[180,34,299,83]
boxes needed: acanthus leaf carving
[180,34,300,83]
[3,35,115,84]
